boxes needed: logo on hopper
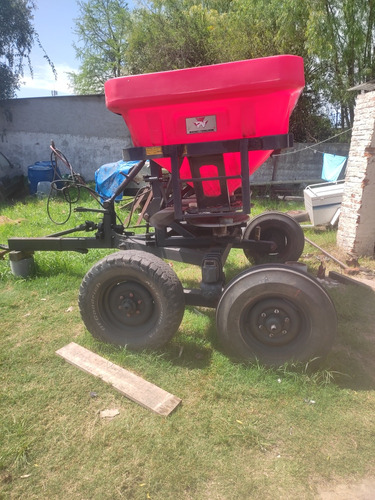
[194,117,208,128]
[186,115,217,134]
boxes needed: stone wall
[337,92,375,257]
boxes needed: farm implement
[3,55,337,366]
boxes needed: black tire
[216,264,337,366]
[243,211,305,264]
[79,250,185,349]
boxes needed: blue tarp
[95,160,139,201]
[321,153,347,182]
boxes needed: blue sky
[17,0,81,98]
[17,0,136,98]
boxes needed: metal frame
[4,133,293,306]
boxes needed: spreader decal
[186,115,217,134]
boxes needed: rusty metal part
[304,236,349,271]
[0,249,9,260]
[0,242,10,259]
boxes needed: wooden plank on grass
[329,271,375,292]
[56,342,181,416]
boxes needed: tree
[126,0,331,140]
[70,0,132,94]
[126,0,225,74]
[73,0,368,138]
[0,0,35,99]
[306,0,375,128]
[0,0,56,100]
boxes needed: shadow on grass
[38,250,375,390]
[87,329,215,371]
[167,281,375,390]
[324,284,375,391]
[162,307,218,369]
[33,263,87,279]
[162,341,213,370]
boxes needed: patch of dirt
[352,274,375,292]
[318,478,375,499]
[0,216,24,225]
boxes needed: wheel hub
[262,229,286,255]
[108,281,154,327]
[120,296,139,316]
[245,298,301,347]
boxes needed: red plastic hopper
[105,55,304,195]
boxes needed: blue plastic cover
[321,154,347,182]
[95,160,139,201]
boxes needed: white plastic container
[9,252,35,278]
[37,181,52,198]
[303,181,344,226]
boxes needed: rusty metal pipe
[304,236,349,271]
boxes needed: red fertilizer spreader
[6,55,337,366]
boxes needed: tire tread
[79,250,185,349]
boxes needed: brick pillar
[337,91,375,257]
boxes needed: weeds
[275,359,346,387]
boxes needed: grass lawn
[1,192,375,499]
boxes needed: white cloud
[17,63,78,97]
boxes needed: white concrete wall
[1,94,349,185]
[337,91,375,257]
[0,95,132,181]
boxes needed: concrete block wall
[250,142,349,184]
[337,92,375,257]
[0,95,132,181]
[1,95,349,186]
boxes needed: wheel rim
[256,228,287,256]
[241,297,305,348]
[216,264,337,364]
[103,280,156,329]
[243,212,305,264]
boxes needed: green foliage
[0,0,56,100]
[126,0,223,74]
[125,0,328,139]
[0,0,35,99]
[72,0,375,137]
[290,96,336,142]
[69,0,132,94]
[306,0,375,128]
[0,63,19,100]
